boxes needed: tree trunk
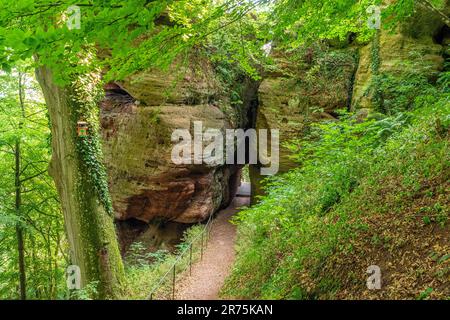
[15,72,26,300]
[35,67,124,299]
[15,153,26,300]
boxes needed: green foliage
[207,9,272,81]
[437,61,450,93]
[0,0,420,84]
[241,165,251,183]
[76,135,113,215]
[0,63,67,299]
[375,73,436,114]
[384,0,448,32]
[287,109,411,169]
[289,43,357,83]
[269,0,380,48]
[0,0,271,83]
[148,109,162,124]
[125,242,169,267]
[120,224,207,300]
[70,281,99,300]
[417,287,434,300]
[365,49,441,114]
[222,88,450,299]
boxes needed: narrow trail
[175,195,250,300]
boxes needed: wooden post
[189,244,193,276]
[200,233,204,260]
[172,265,176,300]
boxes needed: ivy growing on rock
[370,30,383,113]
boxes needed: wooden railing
[147,213,214,300]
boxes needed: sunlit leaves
[0,62,66,299]
[0,0,277,82]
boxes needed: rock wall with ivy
[352,9,447,113]
[36,67,124,299]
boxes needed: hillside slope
[222,87,449,299]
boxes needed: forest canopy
[1,0,446,82]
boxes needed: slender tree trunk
[52,230,61,299]
[15,71,26,300]
[30,235,39,298]
[15,149,26,300]
[46,229,54,298]
[35,67,124,299]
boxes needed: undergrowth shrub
[119,224,206,300]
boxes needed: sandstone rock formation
[250,49,358,202]
[101,59,246,224]
[352,9,447,111]
[250,9,449,203]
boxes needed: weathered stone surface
[352,21,445,110]
[118,62,220,107]
[101,60,245,224]
[251,9,448,202]
[251,49,357,202]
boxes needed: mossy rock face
[251,48,357,199]
[352,11,445,111]
[400,6,446,40]
[118,59,220,107]
[100,58,246,224]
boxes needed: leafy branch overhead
[2,0,447,82]
[0,0,267,82]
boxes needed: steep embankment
[222,11,449,300]
[222,89,449,300]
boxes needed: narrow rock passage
[175,195,250,300]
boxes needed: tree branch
[20,169,47,184]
